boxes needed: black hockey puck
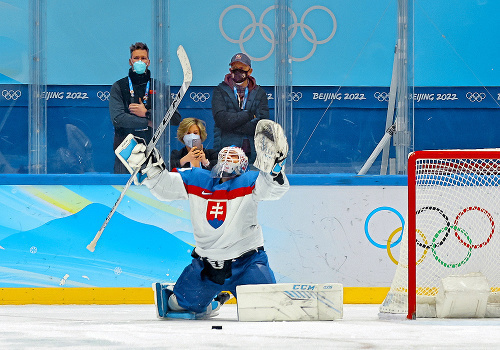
[212,325,222,330]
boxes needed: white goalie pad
[254,120,288,173]
[435,273,490,318]
[236,283,343,322]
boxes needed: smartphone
[192,138,202,149]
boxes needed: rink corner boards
[0,287,389,305]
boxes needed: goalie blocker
[237,283,343,322]
[115,134,166,185]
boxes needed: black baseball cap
[229,53,251,68]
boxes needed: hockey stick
[87,45,192,252]
[357,123,396,175]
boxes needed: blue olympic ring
[364,206,405,249]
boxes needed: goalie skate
[152,282,173,319]
[152,282,222,320]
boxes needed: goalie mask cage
[380,149,500,319]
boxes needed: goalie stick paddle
[86,45,192,252]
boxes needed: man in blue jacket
[211,53,269,165]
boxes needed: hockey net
[380,149,500,319]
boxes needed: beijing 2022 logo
[219,5,337,62]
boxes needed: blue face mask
[133,60,147,74]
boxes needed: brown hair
[177,118,208,144]
[129,42,149,57]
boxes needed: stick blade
[177,45,192,85]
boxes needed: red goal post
[406,149,500,319]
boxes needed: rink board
[0,175,407,291]
[0,287,386,305]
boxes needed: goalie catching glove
[115,134,165,185]
[254,120,288,183]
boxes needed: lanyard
[128,77,149,105]
[233,86,248,110]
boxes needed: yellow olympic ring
[387,228,428,266]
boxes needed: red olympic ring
[453,206,495,249]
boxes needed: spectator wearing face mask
[211,53,270,165]
[109,42,181,174]
[170,118,218,170]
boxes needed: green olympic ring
[431,225,472,268]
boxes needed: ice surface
[0,304,499,349]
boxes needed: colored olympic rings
[365,205,496,268]
[415,206,495,268]
[364,207,405,249]
[415,206,450,249]
[431,226,472,268]
[453,206,495,249]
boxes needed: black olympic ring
[415,206,450,249]
[416,205,495,251]
[453,206,495,249]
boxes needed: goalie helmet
[211,146,249,178]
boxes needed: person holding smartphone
[170,118,218,170]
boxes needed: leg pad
[237,283,343,321]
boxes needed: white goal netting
[380,152,500,317]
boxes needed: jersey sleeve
[143,170,188,201]
[252,171,290,201]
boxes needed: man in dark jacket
[109,42,181,173]
[211,53,269,165]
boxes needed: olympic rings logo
[2,89,21,100]
[97,91,110,101]
[289,91,302,102]
[466,92,486,102]
[415,206,495,268]
[219,5,337,62]
[365,205,496,267]
[374,91,389,102]
[190,92,210,103]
